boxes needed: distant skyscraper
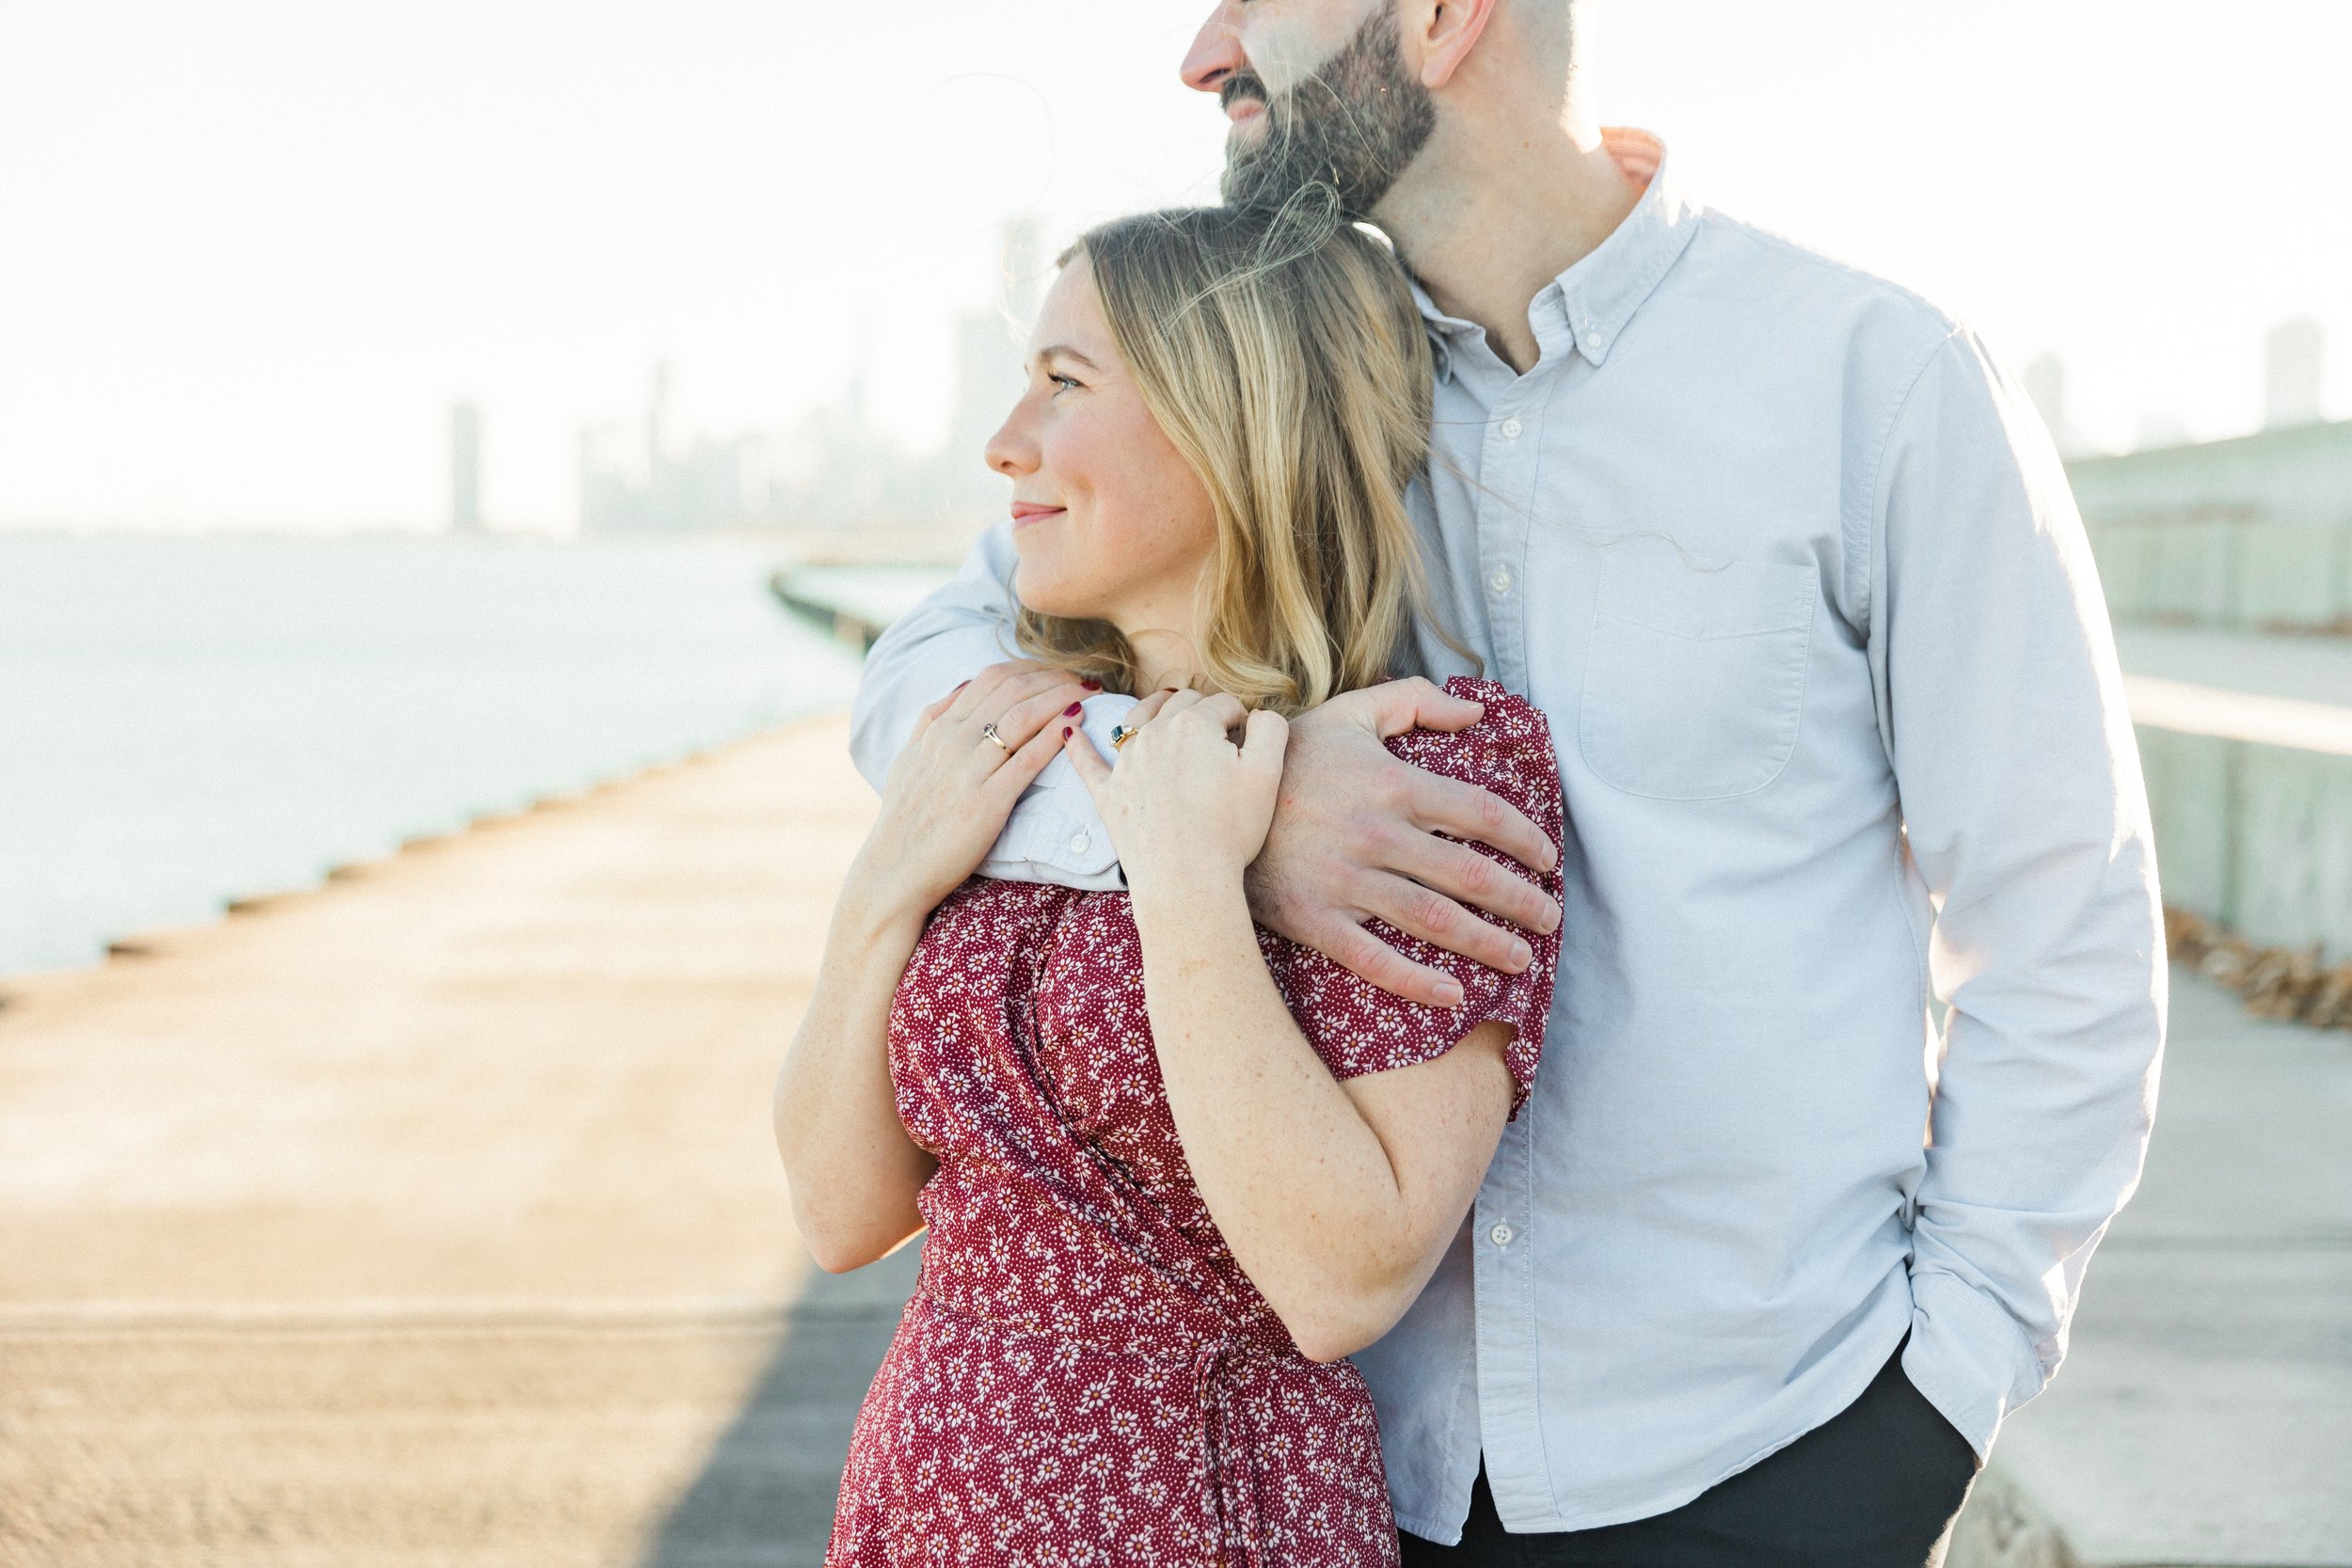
[580,362,770,533]
[1003,215,1046,325]
[948,311,1017,468]
[450,402,483,532]
[647,359,674,471]
[2265,317,2326,429]
[845,314,876,439]
[2136,410,2190,451]
[2023,353,2082,457]
[945,218,1048,505]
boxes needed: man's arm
[1871,327,2167,1456]
[1244,685,1562,1005]
[851,523,1130,890]
[853,524,1564,998]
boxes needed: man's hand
[1246,678,1563,1008]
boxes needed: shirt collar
[1415,128,1699,382]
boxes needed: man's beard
[1218,0,1437,218]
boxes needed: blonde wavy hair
[1012,198,1452,717]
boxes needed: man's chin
[1218,150,1286,209]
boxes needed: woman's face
[986,255,1218,637]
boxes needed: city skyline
[4,0,2347,533]
[570,220,1043,535]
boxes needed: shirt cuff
[974,692,1135,891]
[1902,1268,2048,1459]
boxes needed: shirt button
[1071,832,1090,854]
[1500,417,1524,439]
[1489,1222,1515,1248]
[1488,566,1513,596]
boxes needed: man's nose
[1180,2,1246,95]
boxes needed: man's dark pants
[1398,1342,1980,1568]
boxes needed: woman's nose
[984,403,1038,479]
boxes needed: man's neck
[1375,113,1643,375]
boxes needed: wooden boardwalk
[0,717,903,1568]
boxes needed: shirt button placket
[1482,401,1534,689]
[1472,1113,1542,1521]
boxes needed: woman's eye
[1049,374,1082,393]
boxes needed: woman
[773,201,1564,1567]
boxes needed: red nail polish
[1061,725,1073,739]
[1063,702,1082,716]
[1080,678,1102,689]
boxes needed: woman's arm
[775,664,1090,1273]
[771,890,937,1274]
[1068,690,1530,1361]
[1134,872,1516,1360]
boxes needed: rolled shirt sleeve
[1868,328,2168,1453]
[850,521,1132,891]
[1267,681,1565,1117]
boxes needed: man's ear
[1406,0,1502,91]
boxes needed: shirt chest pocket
[1576,555,1817,800]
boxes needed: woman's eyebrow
[1034,343,1103,372]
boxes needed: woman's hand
[1065,689,1287,895]
[852,661,1091,924]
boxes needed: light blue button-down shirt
[849,130,2166,1540]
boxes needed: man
[850,1,2166,1560]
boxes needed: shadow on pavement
[640,1242,922,1568]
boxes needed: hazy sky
[4,0,2345,531]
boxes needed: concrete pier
[0,719,886,1567]
[769,565,954,655]
[2,696,2344,1566]
[2122,626,2352,971]
[1947,974,2352,1567]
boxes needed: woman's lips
[1010,504,1066,528]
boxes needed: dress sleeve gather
[1261,677,1565,1118]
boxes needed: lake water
[0,532,861,978]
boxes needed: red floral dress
[827,679,1564,1567]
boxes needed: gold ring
[979,721,1008,752]
[1110,722,1141,752]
